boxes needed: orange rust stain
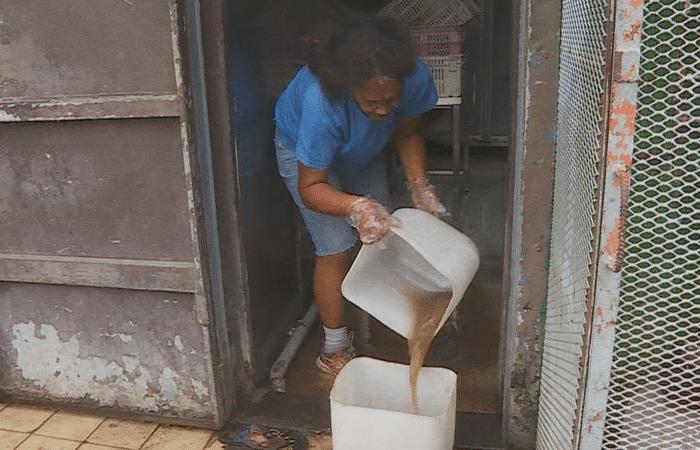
[630,0,644,8]
[596,307,604,317]
[615,168,631,189]
[603,220,623,257]
[607,152,632,166]
[611,100,637,135]
[614,136,630,151]
[614,170,630,189]
[592,412,604,422]
[611,154,632,188]
[623,8,631,18]
[623,21,642,41]
[621,64,637,82]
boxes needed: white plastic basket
[424,56,463,97]
[380,0,479,27]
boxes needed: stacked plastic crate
[380,0,479,97]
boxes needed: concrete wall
[502,0,561,447]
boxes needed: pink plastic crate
[411,26,465,45]
[412,26,464,57]
[418,41,463,57]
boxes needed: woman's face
[351,76,402,121]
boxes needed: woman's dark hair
[301,10,417,99]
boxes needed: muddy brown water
[405,287,452,414]
[377,254,452,414]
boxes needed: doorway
[221,0,513,446]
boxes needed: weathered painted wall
[0,0,221,425]
[0,283,216,421]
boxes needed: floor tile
[204,435,226,450]
[16,435,80,450]
[141,426,213,450]
[0,430,30,450]
[0,405,54,433]
[86,419,157,449]
[36,412,105,441]
[78,445,124,450]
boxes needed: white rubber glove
[348,197,401,245]
[409,177,447,216]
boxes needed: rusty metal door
[0,0,225,423]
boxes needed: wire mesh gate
[535,0,612,448]
[536,0,700,448]
[580,0,700,447]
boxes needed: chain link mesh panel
[535,0,610,448]
[601,1,700,447]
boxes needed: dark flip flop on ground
[219,424,309,449]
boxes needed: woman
[274,13,445,375]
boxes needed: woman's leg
[314,251,354,329]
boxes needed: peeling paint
[11,321,212,415]
[623,21,642,41]
[603,218,623,257]
[191,379,209,399]
[101,333,133,344]
[174,335,184,351]
[608,154,633,189]
[610,100,636,135]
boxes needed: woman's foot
[316,331,356,376]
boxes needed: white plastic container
[342,208,480,339]
[330,357,457,450]
[379,0,479,27]
[425,55,463,97]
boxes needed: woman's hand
[409,177,446,216]
[348,197,400,244]
[393,118,447,216]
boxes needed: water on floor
[285,145,508,414]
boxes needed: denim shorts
[275,131,391,256]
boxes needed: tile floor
[0,403,332,449]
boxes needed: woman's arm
[393,117,447,216]
[298,164,399,244]
[298,164,358,216]
[393,117,427,182]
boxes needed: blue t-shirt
[274,59,438,173]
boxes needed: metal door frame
[179,0,258,422]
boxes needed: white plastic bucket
[342,208,480,339]
[330,357,457,450]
